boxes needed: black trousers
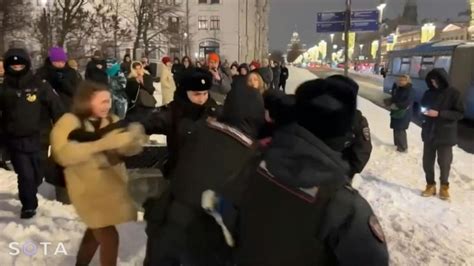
[9,151,42,211]
[393,130,408,151]
[422,143,453,186]
[279,80,287,93]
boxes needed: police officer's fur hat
[3,48,31,76]
[295,78,356,140]
[179,68,213,91]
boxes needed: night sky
[269,0,470,51]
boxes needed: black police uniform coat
[421,69,464,146]
[141,95,220,176]
[0,54,64,152]
[144,118,260,266]
[235,123,389,266]
[342,110,373,178]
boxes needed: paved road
[310,68,474,154]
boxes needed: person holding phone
[420,69,464,200]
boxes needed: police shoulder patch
[369,215,386,243]
[363,127,371,141]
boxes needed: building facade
[185,0,269,63]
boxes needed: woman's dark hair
[182,56,193,66]
[72,80,110,119]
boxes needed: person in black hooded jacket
[0,48,64,219]
[420,68,464,200]
[231,78,389,266]
[143,85,265,266]
[85,50,108,85]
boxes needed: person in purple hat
[36,46,81,108]
[36,46,81,204]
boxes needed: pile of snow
[0,66,472,265]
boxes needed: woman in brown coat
[50,81,146,266]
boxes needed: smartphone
[420,107,427,113]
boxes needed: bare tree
[130,0,181,59]
[92,2,132,58]
[32,0,94,58]
[0,1,33,53]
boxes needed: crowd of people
[0,44,465,265]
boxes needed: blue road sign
[351,10,379,21]
[316,9,380,33]
[316,22,346,33]
[387,35,395,43]
[317,11,346,23]
[350,21,379,32]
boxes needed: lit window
[198,16,208,30]
[210,16,220,30]
[409,56,422,78]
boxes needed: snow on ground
[287,66,474,266]
[0,66,472,265]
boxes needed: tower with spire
[401,0,418,25]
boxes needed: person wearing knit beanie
[249,61,260,71]
[48,47,68,63]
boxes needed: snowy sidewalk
[288,66,474,266]
[0,67,472,265]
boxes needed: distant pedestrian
[160,56,176,105]
[271,60,281,90]
[389,75,415,152]
[120,54,132,76]
[249,60,260,71]
[279,63,289,92]
[125,61,156,122]
[206,52,232,104]
[420,69,464,200]
[85,50,108,85]
[258,59,273,89]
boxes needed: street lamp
[330,33,335,44]
[375,2,387,74]
[333,44,338,50]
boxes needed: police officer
[233,78,389,266]
[0,48,64,218]
[326,75,372,179]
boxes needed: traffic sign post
[316,6,380,76]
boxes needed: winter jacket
[50,113,145,228]
[235,123,389,266]
[36,58,81,108]
[141,95,220,176]
[143,87,264,265]
[85,58,108,85]
[342,110,373,178]
[271,66,281,90]
[0,49,64,152]
[421,69,464,146]
[390,83,415,130]
[258,66,273,89]
[160,65,176,105]
[125,74,155,108]
[208,67,232,104]
[280,66,289,81]
[231,74,247,92]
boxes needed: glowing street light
[330,33,335,44]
